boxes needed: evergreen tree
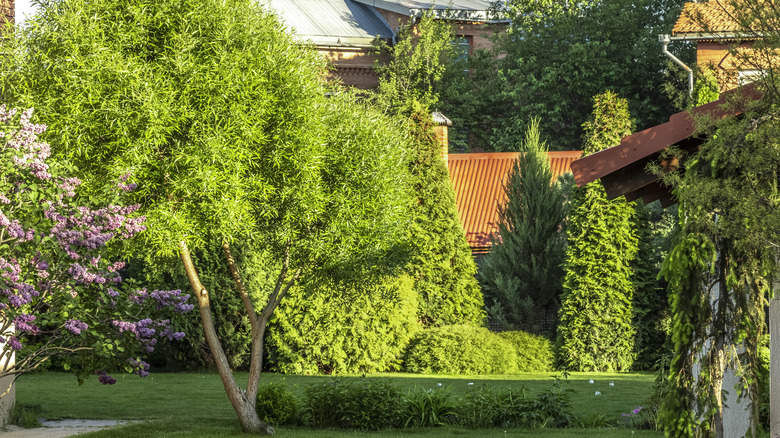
[405,107,484,326]
[375,14,484,327]
[479,118,566,333]
[557,91,639,371]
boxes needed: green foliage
[255,381,300,426]
[9,404,42,428]
[456,385,532,428]
[557,92,638,372]
[405,109,485,327]
[302,378,404,430]
[402,386,458,428]
[374,11,455,114]
[657,91,778,437]
[403,325,518,375]
[631,202,676,370]
[693,65,720,107]
[439,0,688,151]
[479,118,567,332]
[498,331,554,372]
[266,274,419,374]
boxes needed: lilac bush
[0,105,192,394]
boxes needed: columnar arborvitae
[479,118,566,332]
[557,91,639,372]
[406,107,485,326]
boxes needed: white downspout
[659,34,694,97]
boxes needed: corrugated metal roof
[673,1,741,36]
[448,151,581,251]
[266,0,394,46]
[353,0,507,21]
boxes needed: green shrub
[499,331,554,372]
[403,325,518,374]
[403,386,458,427]
[457,385,531,428]
[9,404,42,428]
[302,378,404,430]
[267,274,419,374]
[255,381,300,426]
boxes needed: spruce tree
[479,118,567,332]
[557,91,639,372]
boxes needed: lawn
[13,371,663,437]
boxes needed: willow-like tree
[557,91,638,371]
[479,118,567,332]
[1,0,413,434]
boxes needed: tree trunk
[179,241,274,435]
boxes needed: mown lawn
[14,371,662,437]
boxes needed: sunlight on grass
[15,371,661,438]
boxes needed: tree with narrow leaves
[1,0,413,434]
[557,91,638,372]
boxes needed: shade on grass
[14,371,661,437]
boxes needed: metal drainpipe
[659,34,694,97]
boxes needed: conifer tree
[557,91,639,371]
[376,13,484,326]
[479,118,566,332]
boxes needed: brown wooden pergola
[569,82,778,437]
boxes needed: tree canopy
[2,0,414,433]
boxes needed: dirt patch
[2,419,134,437]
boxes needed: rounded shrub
[303,378,404,430]
[499,331,554,372]
[403,325,519,374]
[267,274,419,374]
[255,381,300,426]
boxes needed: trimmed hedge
[267,274,419,374]
[403,325,518,374]
[499,331,554,372]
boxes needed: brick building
[267,0,506,89]
[671,1,763,89]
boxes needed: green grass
[14,371,662,437]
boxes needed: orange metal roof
[447,151,581,252]
[673,1,741,36]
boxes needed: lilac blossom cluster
[0,105,192,384]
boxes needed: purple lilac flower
[64,319,89,335]
[14,314,39,334]
[7,336,22,351]
[128,358,150,377]
[96,371,116,385]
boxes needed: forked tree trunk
[179,241,274,435]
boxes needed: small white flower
[467,382,474,385]
[595,391,601,396]
[609,381,615,386]
[588,379,594,384]
[437,383,442,386]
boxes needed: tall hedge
[405,109,485,327]
[479,118,567,332]
[266,274,419,374]
[557,91,639,372]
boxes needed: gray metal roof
[265,0,394,47]
[352,0,505,22]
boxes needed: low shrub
[403,325,518,374]
[267,274,419,374]
[499,331,554,372]
[457,385,531,428]
[255,381,300,426]
[302,378,404,430]
[403,386,458,427]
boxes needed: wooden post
[771,297,780,438]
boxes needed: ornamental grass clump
[403,324,518,374]
[403,386,458,427]
[0,106,192,386]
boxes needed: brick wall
[1,0,12,25]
